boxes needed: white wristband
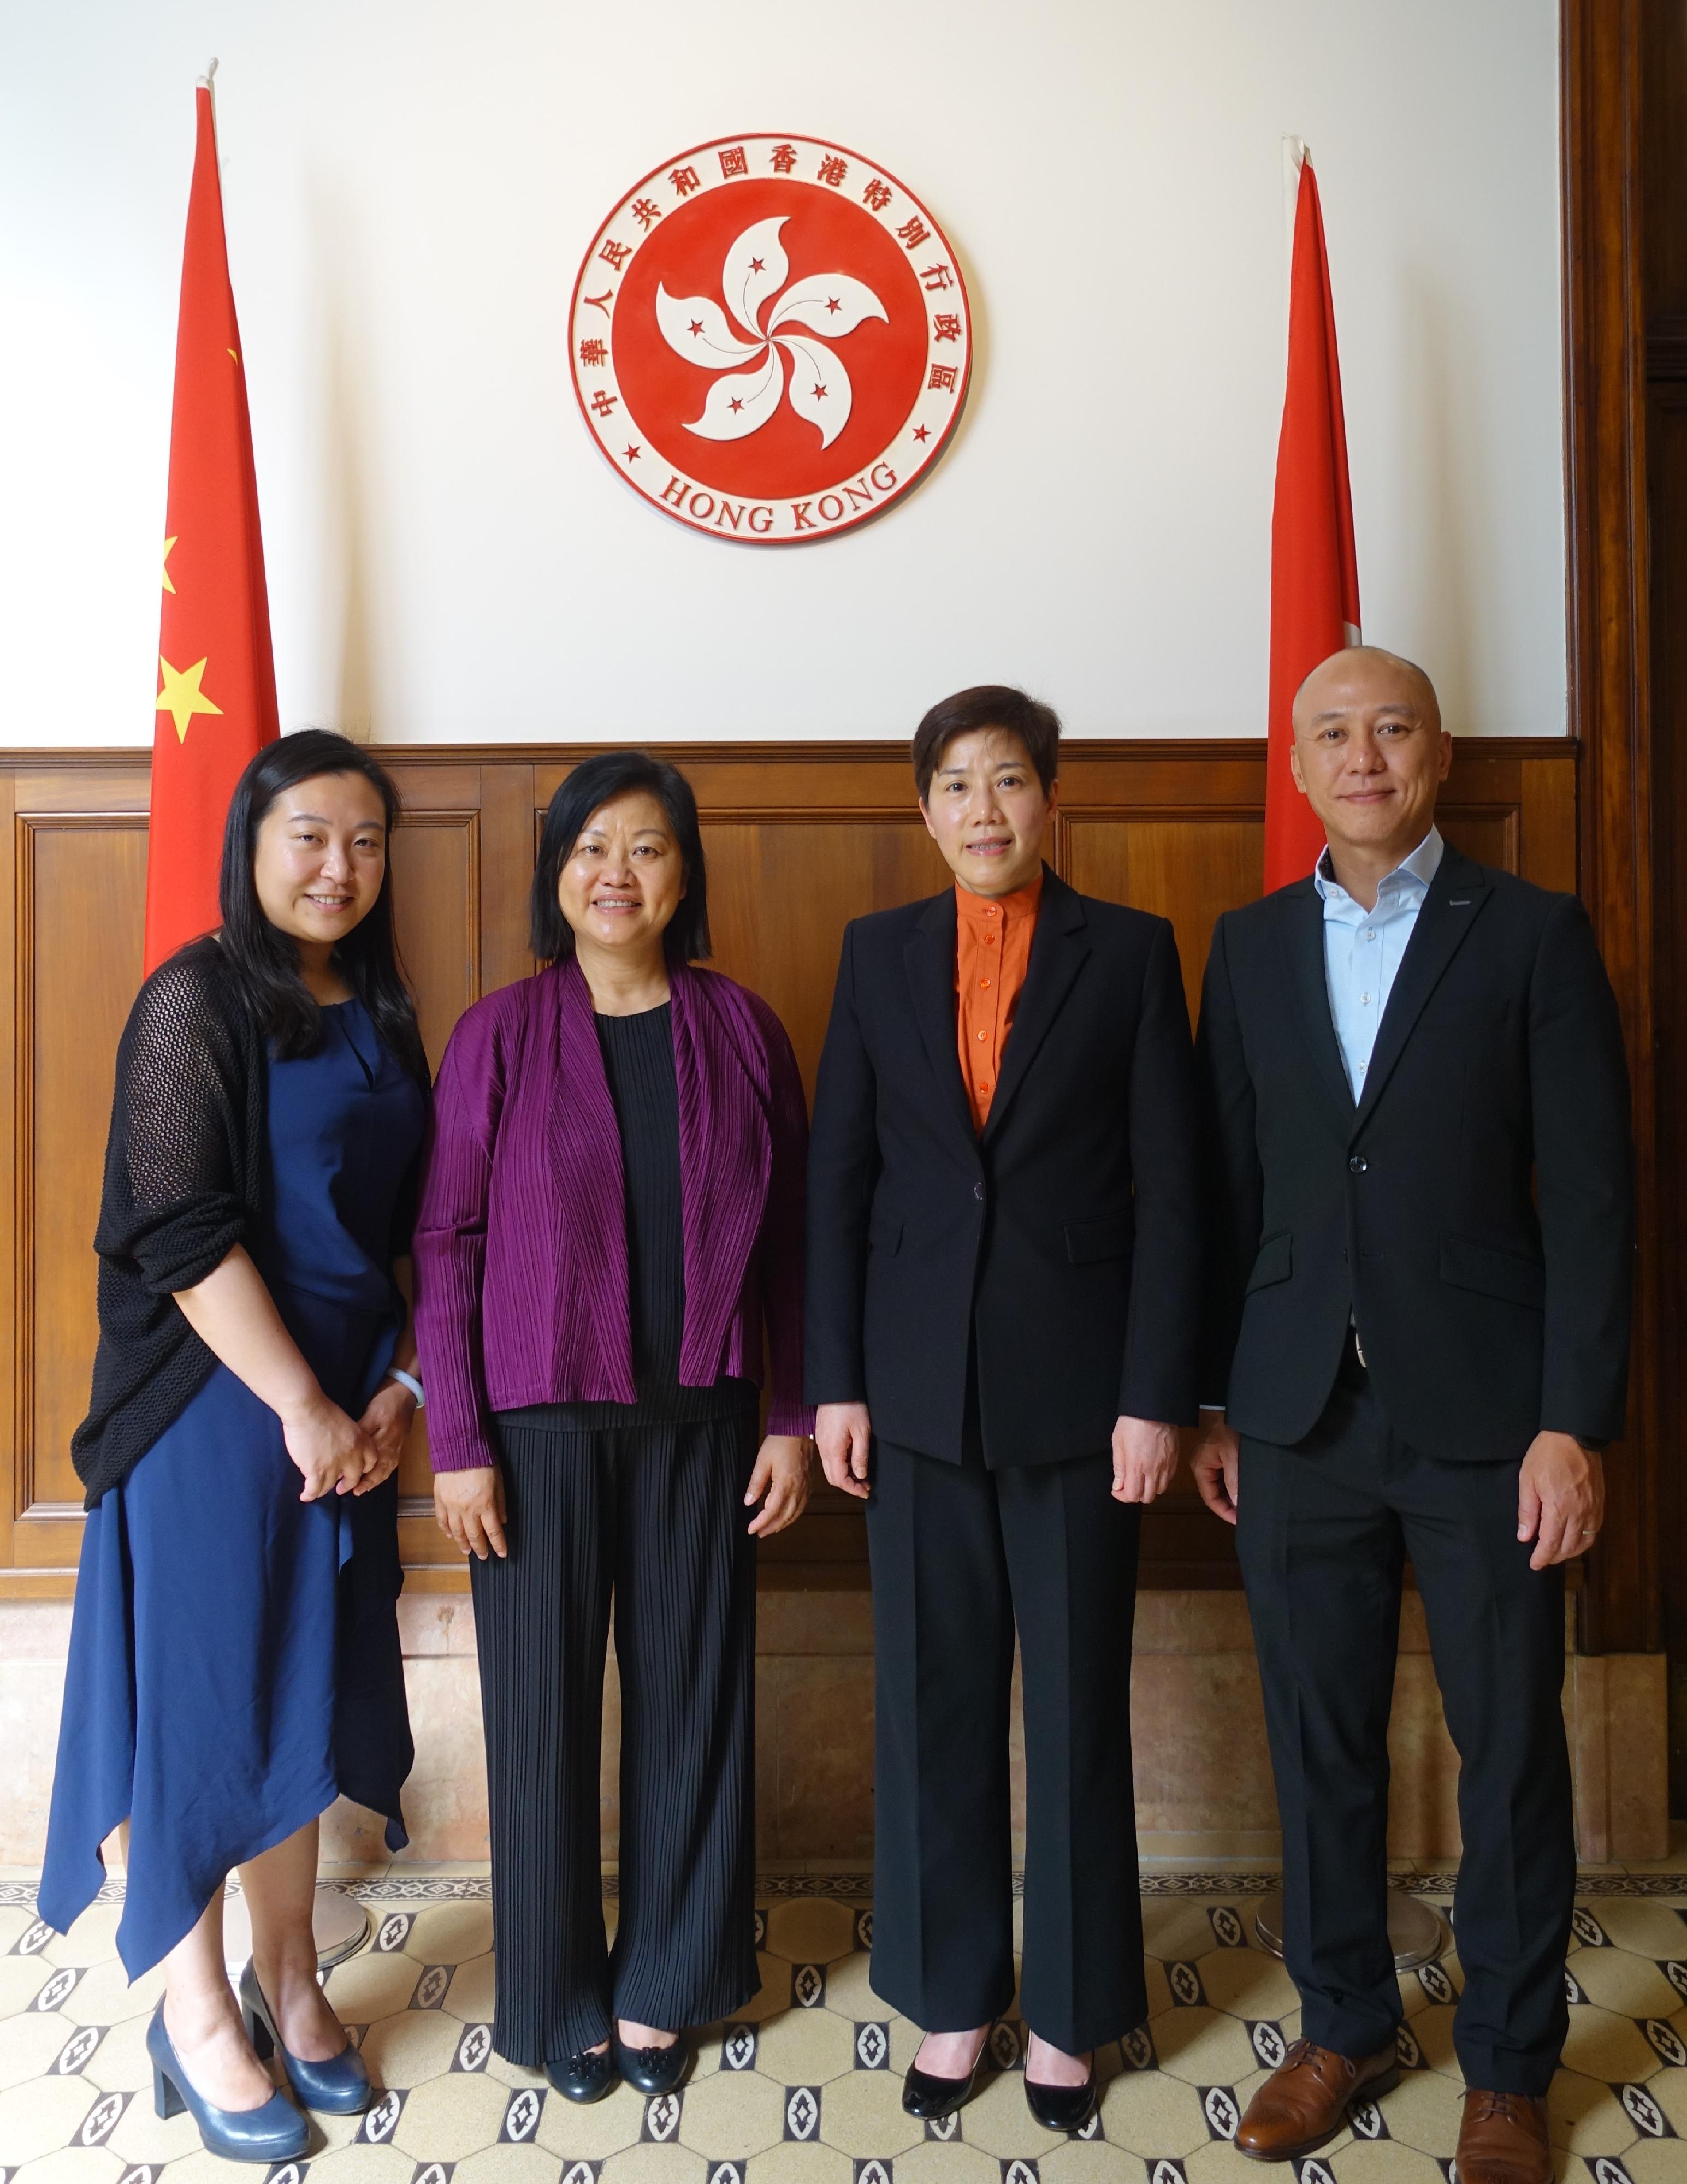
[386,1367,425,1410]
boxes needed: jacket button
[974,1181,985,1201]
[1349,1154,1368,1174]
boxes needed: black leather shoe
[546,2048,618,2103]
[612,2032,690,2097]
[901,2031,990,2121]
[1024,2059,1097,2134]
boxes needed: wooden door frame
[1560,0,1664,1658]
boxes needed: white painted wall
[0,0,1564,745]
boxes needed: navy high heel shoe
[239,1959,373,2116]
[146,2001,307,2162]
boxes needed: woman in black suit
[805,687,1204,2133]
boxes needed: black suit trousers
[1234,1357,1573,2096]
[864,1437,1145,2055]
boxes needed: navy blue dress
[40,999,426,1978]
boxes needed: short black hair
[911,685,1061,800]
[530,751,712,964]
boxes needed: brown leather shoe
[1234,2038,1400,2161]
[1455,2088,1552,2184]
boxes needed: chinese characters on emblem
[573,137,967,542]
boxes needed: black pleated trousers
[470,1408,761,2064]
[1234,1348,1573,2097]
[863,1439,1145,2055]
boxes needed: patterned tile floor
[2,1865,1685,2183]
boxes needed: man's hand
[1191,1411,1240,1525]
[1518,1432,1604,1570]
[434,1465,508,1560]
[815,1402,872,1500]
[1111,1415,1180,1504]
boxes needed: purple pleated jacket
[413,957,814,1471]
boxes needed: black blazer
[1197,845,1633,1462]
[804,867,1203,1465]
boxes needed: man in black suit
[1194,648,1632,2184]
[806,685,1203,2134]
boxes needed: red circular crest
[570,135,973,543]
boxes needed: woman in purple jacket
[414,752,813,2103]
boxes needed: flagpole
[1251,128,1448,1978]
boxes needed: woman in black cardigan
[38,733,430,2163]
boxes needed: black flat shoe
[612,2032,690,2097]
[1024,2060,1097,2134]
[546,2048,618,2103]
[901,2031,991,2121]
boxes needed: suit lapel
[903,888,976,1146]
[1280,880,1358,1125]
[1353,848,1491,1128]
[981,868,1090,1145]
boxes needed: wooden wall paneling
[1643,0,1687,1807]
[0,774,15,1583]
[389,809,481,1074]
[703,812,952,1587]
[0,739,1588,1601]
[1061,813,1265,1024]
[387,798,483,1548]
[5,764,151,1591]
[1649,383,1687,1808]
[1562,0,1661,1657]
[701,816,950,1097]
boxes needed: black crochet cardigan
[72,939,268,1508]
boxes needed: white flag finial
[1283,137,1309,263]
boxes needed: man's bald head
[1287,644,1452,885]
[1292,646,1441,737]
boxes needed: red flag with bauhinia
[145,77,279,973]
[1263,143,1361,892]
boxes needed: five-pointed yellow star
[162,537,177,594]
[156,655,223,743]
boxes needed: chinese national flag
[1263,145,1361,893]
[145,82,279,974]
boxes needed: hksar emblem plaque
[570,134,972,542]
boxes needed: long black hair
[530,750,712,964]
[218,730,430,1086]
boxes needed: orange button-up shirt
[955,874,1043,1134]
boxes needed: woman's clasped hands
[281,1381,412,1502]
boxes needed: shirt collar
[954,869,1044,927]
[1313,826,1445,908]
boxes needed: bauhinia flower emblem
[656,217,886,450]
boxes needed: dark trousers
[864,1439,1145,2055]
[470,1410,760,2063]
[1234,1350,1574,2096]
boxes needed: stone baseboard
[0,1590,1670,1869]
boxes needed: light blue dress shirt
[1313,827,1445,1100]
